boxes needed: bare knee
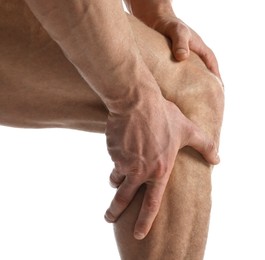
[186,62,224,144]
[127,14,224,139]
[113,58,224,259]
[167,53,224,143]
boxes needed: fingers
[133,181,167,240]
[165,21,221,79]
[186,122,220,165]
[104,176,140,223]
[189,32,221,79]
[105,168,170,241]
[168,22,191,61]
[109,168,125,188]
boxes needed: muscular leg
[114,18,223,260]
[0,1,224,259]
[114,26,223,259]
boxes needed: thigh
[0,0,107,131]
[0,0,223,135]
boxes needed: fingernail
[109,181,118,188]
[176,48,187,55]
[104,212,115,223]
[175,49,188,61]
[134,232,145,240]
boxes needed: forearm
[24,0,162,113]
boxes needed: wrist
[129,0,174,28]
[105,78,163,115]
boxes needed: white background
[1,0,265,259]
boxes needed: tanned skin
[0,1,224,259]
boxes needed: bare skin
[0,1,224,259]
[124,0,221,78]
[22,0,220,240]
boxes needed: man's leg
[113,44,223,260]
[0,2,224,259]
[113,19,223,260]
[0,0,107,132]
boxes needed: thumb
[186,123,220,165]
[170,25,191,61]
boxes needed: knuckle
[156,18,191,39]
[114,193,129,208]
[204,48,216,63]
[127,171,143,185]
[157,155,172,177]
[145,198,160,213]
[176,22,189,34]
[154,164,168,179]
[172,22,191,40]
[207,47,215,57]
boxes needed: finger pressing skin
[104,177,140,223]
[186,122,219,165]
[190,37,221,79]
[133,181,167,240]
[201,48,221,80]
[109,168,125,188]
[169,23,191,61]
